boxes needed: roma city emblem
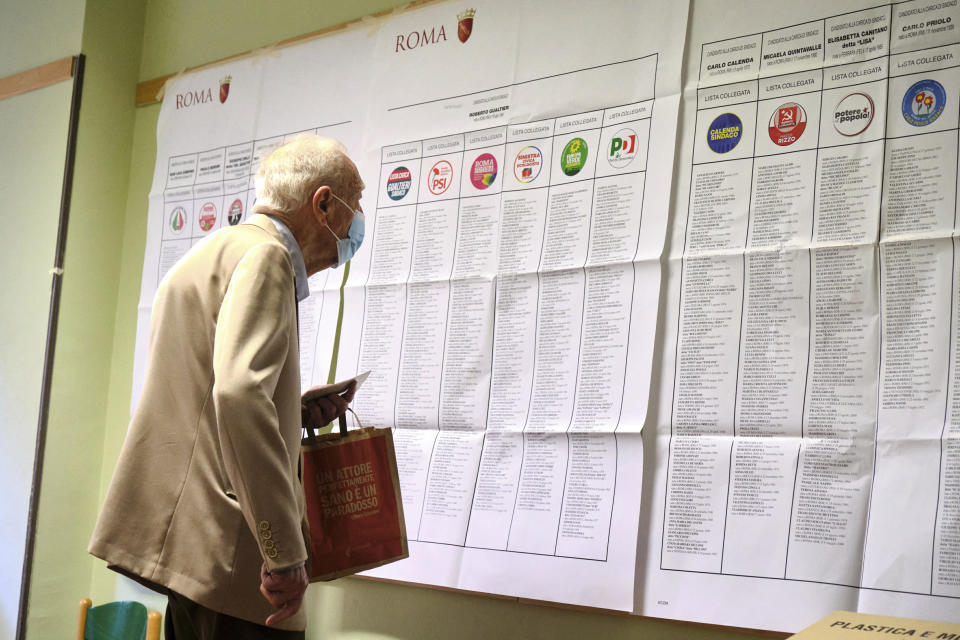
[457,8,476,43]
[219,75,231,104]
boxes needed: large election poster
[136,0,960,631]
[645,0,960,632]
[137,0,686,612]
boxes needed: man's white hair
[255,135,359,215]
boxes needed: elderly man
[90,136,365,639]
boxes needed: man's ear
[311,186,333,224]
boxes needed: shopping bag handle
[303,408,363,442]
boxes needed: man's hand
[260,562,309,626]
[301,380,356,430]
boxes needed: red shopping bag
[301,412,407,581]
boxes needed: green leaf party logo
[561,137,587,176]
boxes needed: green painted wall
[23,0,148,637]
[0,2,85,638]
[81,1,769,639]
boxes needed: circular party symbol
[170,206,186,233]
[833,92,874,137]
[513,146,543,183]
[228,198,243,225]
[428,160,454,196]
[768,103,807,146]
[707,113,742,153]
[608,128,638,168]
[561,137,588,176]
[902,79,946,127]
[198,202,217,232]
[470,153,498,189]
[386,166,412,201]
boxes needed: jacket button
[260,529,272,540]
[259,520,270,531]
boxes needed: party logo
[198,202,217,232]
[470,153,498,189]
[228,198,243,225]
[386,166,412,201]
[170,206,186,233]
[428,160,454,196]
[768,103,807,146]
[902,79,946,127]
[561,137,588,176]
[707,113,742,153]
[513,146,542,183]
[833,92,874,136]
[608,128,638,168]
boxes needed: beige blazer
[90,215,309,631]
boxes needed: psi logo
[608,128,638,168]
[386,166,412,201]
[769,103,806,146]
[902,79,946,127]
[428,160,454,195]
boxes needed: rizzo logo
[395,8,475,52]
[176,75,232,109]
[769,103,807,146]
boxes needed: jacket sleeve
[212,241,307,572]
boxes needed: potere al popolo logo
[513,146,542,183]
[561,138,588,176]
[707,113,742,153]
[428,160,454,195]
[833,92,874,136]
[769,103,806,146]
[902,79,946,127]
[470,153,498,189]
[386,166,412,201]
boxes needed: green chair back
[84,601,148,640]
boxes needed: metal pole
[15,53,85,640]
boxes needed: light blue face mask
[327,193,365,266]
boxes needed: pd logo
[428,160,454,196]
[386,166,412,201]
[707,113,742,153]
[470,153,498,189]
[608,128,638,168]
[903,79,946,127]
[513,146,542,183]
[768,103,806,146]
